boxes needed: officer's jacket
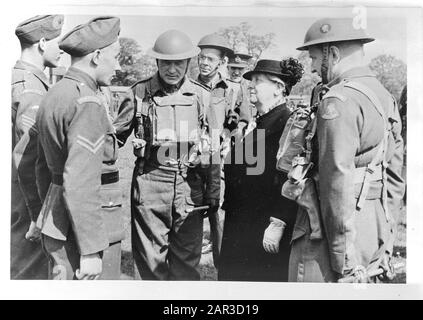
[317,66,405,275]
[12,60,49,221]
[36,67,111,256]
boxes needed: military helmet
[297,18,375,50]
[228,52,252,68]
[148,29,200,60]
[197,33,234,56]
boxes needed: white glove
[76,253,102,280]
[25,221,41,242]
[262,217,286,254]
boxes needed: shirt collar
[197,71,229,90]
[328,66,376,88]
[64,67,98,92]
[14,60,50,88]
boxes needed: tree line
[111,22,407,103]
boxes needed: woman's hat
[243,59,290,81]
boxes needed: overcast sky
[48,6,408,68]
[8,5,409,69]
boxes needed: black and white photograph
[1,0,422,300]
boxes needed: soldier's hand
[351,265,368,283]
[262,217,286,254]
[377,254,396,282]
[76,253,102,280]
[206,198,220,212]
[25,221,41,242]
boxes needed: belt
[52,171,119,186]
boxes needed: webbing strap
[344,81,390,218]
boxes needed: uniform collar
[64,67,98,92]
[14,60,50,88]
[328,66,376,88]
[197,71,229,90]
[150,73,196,96]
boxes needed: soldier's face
[95,40,121,86]
[229,66,247,83]
[308,46,323,77]
[43,38,63,68]
[198,48,223,77]
[157,59,189,85]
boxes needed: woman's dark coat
[218,103,298,282]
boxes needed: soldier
[288,18,405,282]
[11,15,64,279]
[227,52,256,119]
[36,16,123,280]
[193,34,251,268]
[115,29,215,280]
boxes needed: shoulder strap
[344,80,390,217]
[76,95,102,105]
[343,81,387,123]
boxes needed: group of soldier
[11,14,405,283]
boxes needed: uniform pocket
[100,184,125,243]
[210,97,227,129]
[184,171,204,209]
[104,133,118,163]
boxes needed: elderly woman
[218,58,304,281]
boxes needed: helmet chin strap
[321,44,330,84]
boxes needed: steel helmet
[297,18,375,51]
[197,33,234,56]
[147,29,200,60]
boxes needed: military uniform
[287,83,336,282]
[11,14,64,279]
[36,16,124,280]
[286,18,405,283]
[11,60,49,279]
[317,66,404,278]
[227,52,256,120]
[193,73,232,268]
[116,73,209,280]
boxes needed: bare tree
[218,22,275,63]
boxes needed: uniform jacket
[193,72,251,204]
[317,66,405,275]
[11,60,49,279]
[12,60,49,221]
[36,67,113,256]
[194,72,251,131]
[115,73,220,203]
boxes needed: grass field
[117,135,406,283]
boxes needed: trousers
[131,164,204,280]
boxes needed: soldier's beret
[59,16,120,57]
[15,15,64,44]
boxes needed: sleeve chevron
[76,135,105,154]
